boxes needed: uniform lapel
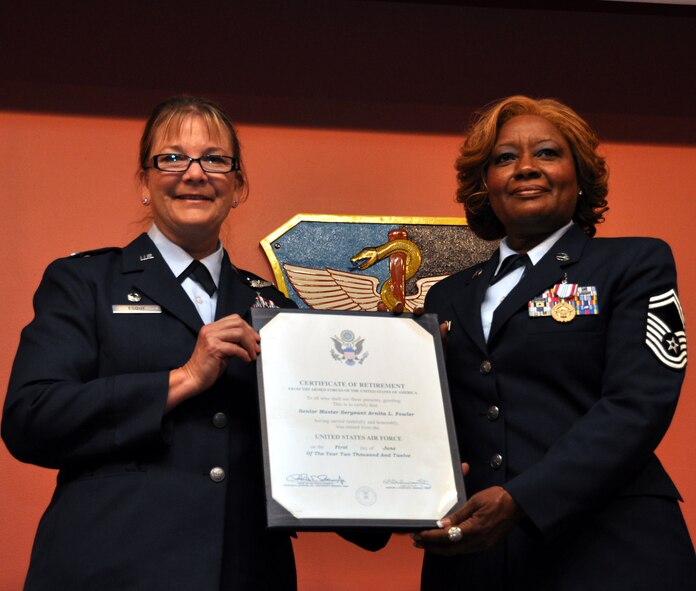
[449,255,499,354]
[214,251,257,321]
[121,233,204,334]
[488,225,590,342]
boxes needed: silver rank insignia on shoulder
[253,293,279,308]
[127,292,142,302]
[555,252,570,262]
[139,253,155,261]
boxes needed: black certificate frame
[252,308,466,531]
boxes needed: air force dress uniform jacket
[2,233,298,591]
[423,224,695,590]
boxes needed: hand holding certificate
[252,309,466,530]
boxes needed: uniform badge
[252,293,279,308]
[249,278,273,289]
[551,299,576,323]
[529,285,599,319]
[645,289,687,370]
[551,283,578,323]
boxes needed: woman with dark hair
[415,96,695,589]
[2,96,300,590]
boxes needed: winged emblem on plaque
[260,215,497,312]
[284,229,446,312]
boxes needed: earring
[231,199,238,207]
[142,197,150,205]
[578,189,584,197]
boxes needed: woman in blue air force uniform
[414,96,695,590]
[2,96,347,590]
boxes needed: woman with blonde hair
[3,96,299,590]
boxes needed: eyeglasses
[151,153,239,173]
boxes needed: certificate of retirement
[252,308,466,530]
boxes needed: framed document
[252,308,466,530]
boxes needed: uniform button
[212,412,228,428]
[490,454,503,470]
[487,405,500,421]
[480,360,492,375]
[209,467,226,482]
[195,295,203,304]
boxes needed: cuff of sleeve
[108,371,172,452]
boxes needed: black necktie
[490,253,532,285]
[178,260,217,296]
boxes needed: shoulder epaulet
[234,266,276,289]
[69,247,121,258]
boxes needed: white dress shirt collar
[147,224,224,324]
[147,223,223,287]
[482,220,575,342]
[495,219,575,271]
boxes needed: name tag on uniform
[112,305,162,314]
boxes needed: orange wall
[1,111,694,590]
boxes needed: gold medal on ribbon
[551,281,578,323]
[551,300,576,323]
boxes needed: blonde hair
[139,96,248,200]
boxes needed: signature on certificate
[285,473,348,487]
[383,478,432,490]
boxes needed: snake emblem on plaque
[261,214,497,311]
